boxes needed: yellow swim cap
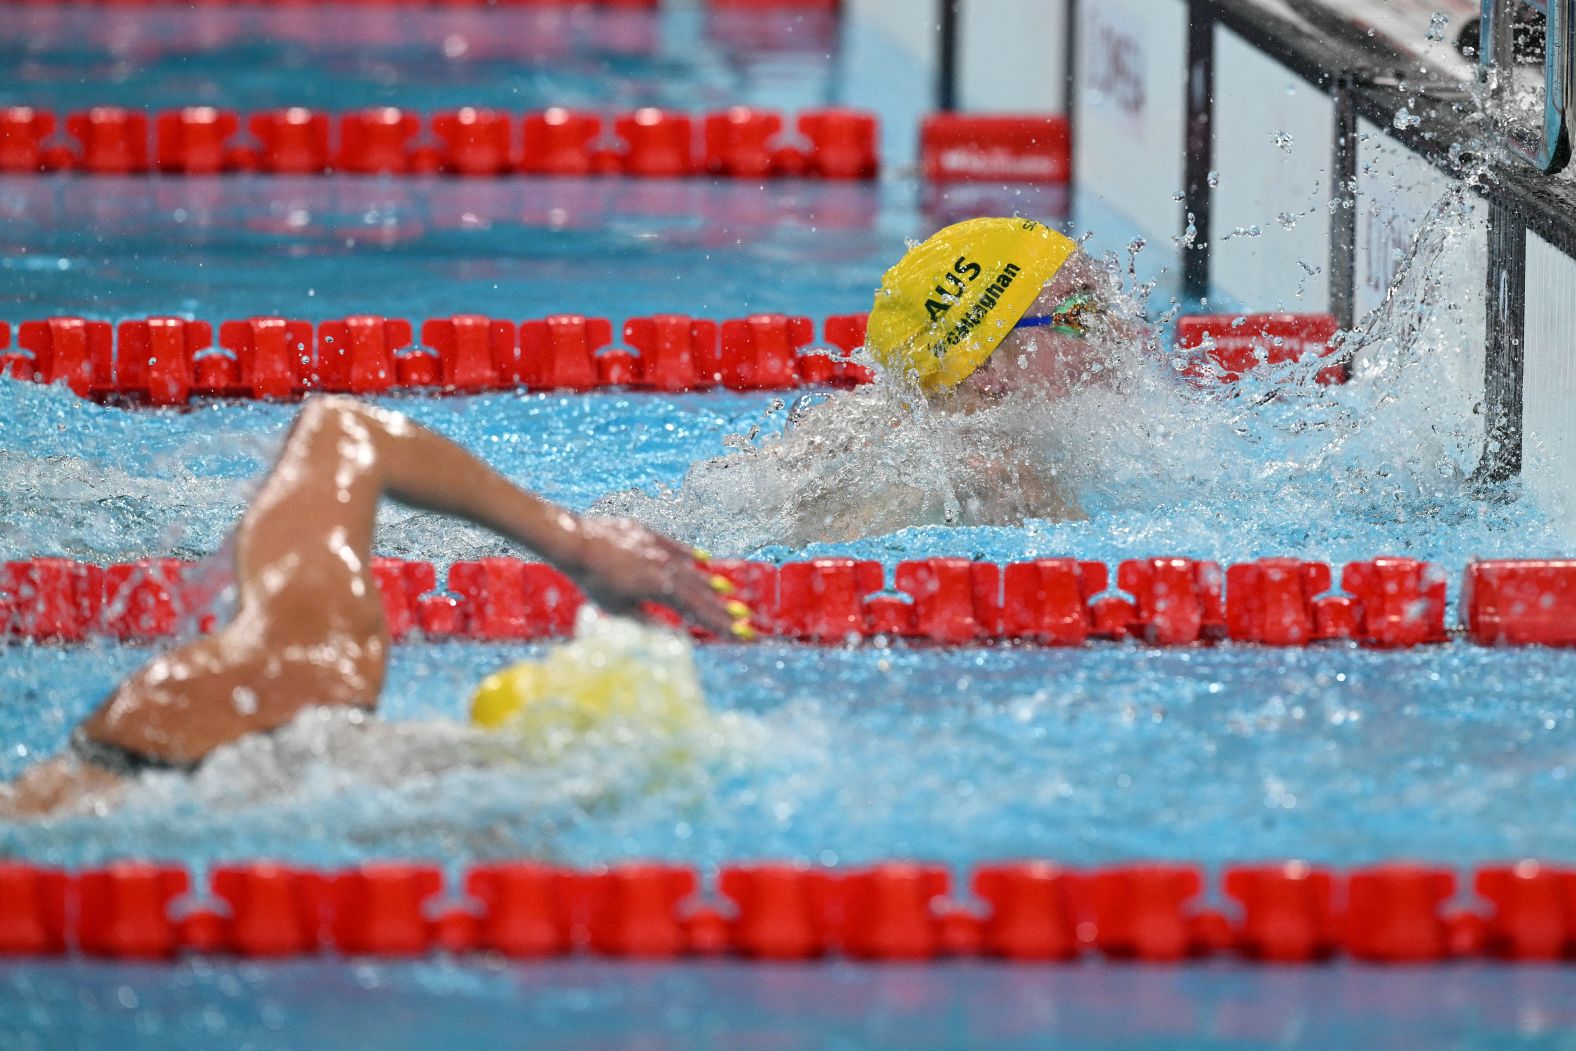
[470,610,709,763]
[866,217,1078,393]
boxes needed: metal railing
[1480,0,1573,173]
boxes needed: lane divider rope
[0,105,878,179]
[0,313,875,402]
[4,555,1573,648]
[0,858,1568,963]
[0,312,1345,405]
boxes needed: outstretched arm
[1,397,744,819]
[351,401,737,634]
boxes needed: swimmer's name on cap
[865,217,1078,393]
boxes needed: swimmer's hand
[562,516,741,637]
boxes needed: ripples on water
[1,173,1572,865]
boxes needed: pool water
[4,3,1576,1049]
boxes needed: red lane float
[1223,862,1339,962]
[580,863,697,958]
[971,861,1082,960]
[77,863,189,959]
[519,315,610,391]
[1345,864,1456,963]
[893,558,1001,643]
[337,108,423,175]
[719,314,812,390]
[6,554,1570,649]
[834,863,950,960]
[102,558,192,641]
[66,107,149,174]
[775,558,884,641]
[920,114,1071,184]
[0,310,862,403]
[623,315,722,390]
[315,316,409,394]
[1002,559,1108,644]
[0,107,55,173]
[1227,559,1340,645]
[798,109,878,179]
[156,107,240,174]
[1462,560,1576,646]
[1114,558,1226,645]
[327,864,443,956]
[1177,313,1346,385]
[251,108,332,174]
[718,863,834,959]
[117,317,210,406]
[1088,864,1209,962]
[466,863,574,958]
[12,105,878,179]
[1342,557,1448,647]
[219,317,314,399]
[1474,861,1576,960]
[0,864,70,955]
[520,108,603,176]
[421,315,519,391]
[431,108,514,177]
[614,109,697,177]
[8,859,1576,963]
[704,107,783,178]
[14,317,113,397]
[211,864,326,958]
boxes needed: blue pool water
[7,958,1576,1051]
[4,3,1576,1048]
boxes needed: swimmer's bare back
[5,397,737,817]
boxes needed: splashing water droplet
[1206,170,1220,187]
[1272,131,1294,152]
[1394,108,1422,130]
[1277,212,1298,230]
[1426,12,1449,42]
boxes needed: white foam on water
[597,181,1547,563]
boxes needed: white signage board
[958,0,1068,113]
[1072,0,1188,247]
[1208,25,1334,311]
[1521,231,1576,526]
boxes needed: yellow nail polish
[693,548,712,562]
[731,621,757,641]
[710,575,736,594]
[725,599,752,619]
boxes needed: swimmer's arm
[355,402,735,634]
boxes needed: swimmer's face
[951,252,1107,404]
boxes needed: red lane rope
[0,858,1568,963]
[0,105,878,179]
[0,313,875,403]
[3,555,1573,648]
[0,311,1347,406]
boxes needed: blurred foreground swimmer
[1,397,747,818]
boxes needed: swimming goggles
[1012,292,1100,338]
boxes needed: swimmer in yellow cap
[866,217,1117,404]
[589,217,1128,546]
[2,397,748,817]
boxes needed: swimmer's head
[470,609,711,764]
[865,217,1083,396]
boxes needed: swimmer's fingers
[661,563,741,638]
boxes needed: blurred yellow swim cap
[866,217,1078,393]
[470,610,709,763]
